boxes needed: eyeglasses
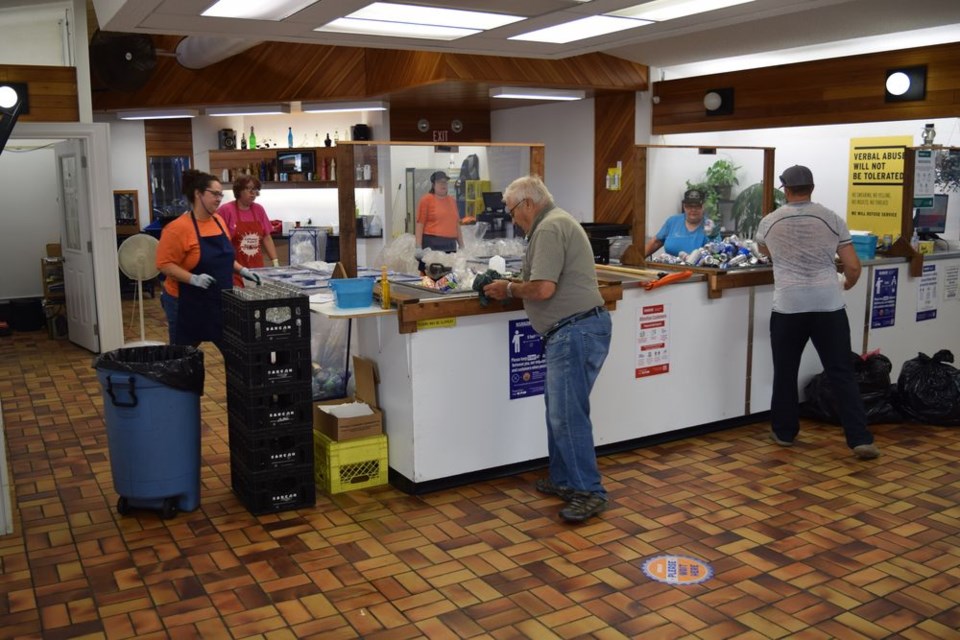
[246,188,260,195]
[506,199,525,217]
[205,189,224,198]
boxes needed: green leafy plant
[705,159,740,191]
[685,160,742,227]
[731,182,786,239]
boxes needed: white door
[55,140,100,353]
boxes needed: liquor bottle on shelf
[333,130,340,145]
[314,131,321,147]
[248,126,257,149]
[240,132,247,150]
[324,133,332,147]
[287,127,294,148]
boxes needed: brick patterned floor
[0,298,958,639]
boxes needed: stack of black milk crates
[222,282,316,515]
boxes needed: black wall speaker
[351,124,371,141]
[218,128,237,149]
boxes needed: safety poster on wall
[916,263,938,322]
[508,318,546,399]
[871,267,898,328]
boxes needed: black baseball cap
[682,188,704,205]
[779,165,814,187]
[430,171,449,183]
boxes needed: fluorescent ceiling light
[302,101,388,114]
[202,0,317,21]
[205,104,291,116]
[117,109,199,120]
[349,2,522,30]
[316,18,479,40]
[611,0,756,22]
[509,16,649,44]
[490,87,586,101]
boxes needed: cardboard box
[313,356,383,441]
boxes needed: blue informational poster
[508,318,546,399]
[871,267,898,328]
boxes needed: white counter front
[354,254,960,490]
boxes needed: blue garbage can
[94,345,204,519]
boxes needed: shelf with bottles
[209,146,378,189]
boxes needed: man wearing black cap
[416,171,463,264]
[755,165,880,460]
[644,188,715,257]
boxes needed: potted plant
[731,182,786,239]
[705,159,740,200]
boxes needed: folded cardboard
[314,356,382,441]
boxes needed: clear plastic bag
[311,313,349,400]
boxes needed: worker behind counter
[644,188,717,258]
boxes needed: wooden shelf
[209,145,378,189]
[41,257,65,302]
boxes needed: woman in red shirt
[218,175,279,286]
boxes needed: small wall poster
[944,264,959,302]
[508,318,546,399]
[636,304,669,378]
[916,263,938,322]
[871,268,898,328]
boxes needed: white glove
[414,248,425,260]
[240,267,261,285]
[271,258,280,267]
[188,273,216,289]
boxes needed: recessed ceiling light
[509,16,649,44]
[348,3,522,30]
[610,0,756,22]
[316,18,480,41]
[202,0,318,21]
[490,87,586,101]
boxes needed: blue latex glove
[188,273,216,289]
[239,268,261,285]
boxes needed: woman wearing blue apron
[156,170,261,348]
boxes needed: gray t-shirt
[755,200,850,314]
[521,204,604,334]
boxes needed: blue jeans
[770,309,873,448]
[543,308,612,496]
[160,290,178,344]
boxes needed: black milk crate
[228,422,314,472]
[231,458,316,515]
[222,288,310,345]
[223,335,312,390]
[227,382,313,431]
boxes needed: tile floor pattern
[1,298,959,639]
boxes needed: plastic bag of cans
[649,235,769,270]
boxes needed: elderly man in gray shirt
[755,165,879,460]
[484,176,612,523]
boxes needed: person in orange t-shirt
[416,171,463,267]
[156,169,260,347]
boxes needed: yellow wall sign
[847,136,912,237]
[416,318,457,330]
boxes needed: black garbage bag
[896,350,960,426]
[801,351,903,425]
[93,345,204,395]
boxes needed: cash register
[477,191,515,239]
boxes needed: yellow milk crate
[314,431,389,494]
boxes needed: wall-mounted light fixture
[490,87,586,101]
[703,87,734,116]
[885,65,926,102]
[0,82,28,156]
[301,100,388,114]
[116,108,200,120]
[205,104,291,116]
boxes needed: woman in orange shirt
[416,171,463,258]
[156,169,260,346]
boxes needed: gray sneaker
[559,492,608,523]
[769,431,794,447]
[535,477,575,501]
[853,444,880,460]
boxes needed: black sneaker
[535,477,575,501]
[559,492,608,523]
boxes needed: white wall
[0,2,70,66]
[492,99,595,221]
[0,145,62,299]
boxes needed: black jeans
[770,309,873,448]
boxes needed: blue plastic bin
[851,234,877,260]
[95,346,204,518]
[329,277,375,308]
